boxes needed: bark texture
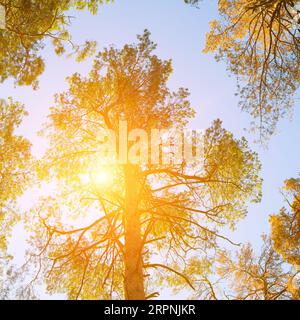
[124,165,145,300]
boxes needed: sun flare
[93,170,114,186]
[79,167,115,188]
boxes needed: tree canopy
[206,176,300,300]
[0,98,32,253]
[270,176,300,296]
[0,0,299,301]
[0,98,32,298]
[0,0,113,87]
[216,236,295,300]
[203,0,300,141]
[24,31,262,300]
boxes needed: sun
[79,166,115,188]
[93,170,113,186]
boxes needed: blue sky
[2,0,300,298]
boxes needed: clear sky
[2,0,300,298]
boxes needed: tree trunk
[123,165,146,300]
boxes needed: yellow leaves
[216,238,294,299]
[270,177,300,267]
[75,41,97,62]
[0,99,32,201]
[284,178,300,192]
[0,98,32,255]
[271,215,300,266]
[21,30,263,300]
[203,0,300,141]
[216,250,232,277]
[203,20,223,54]
[0,1,112,86]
